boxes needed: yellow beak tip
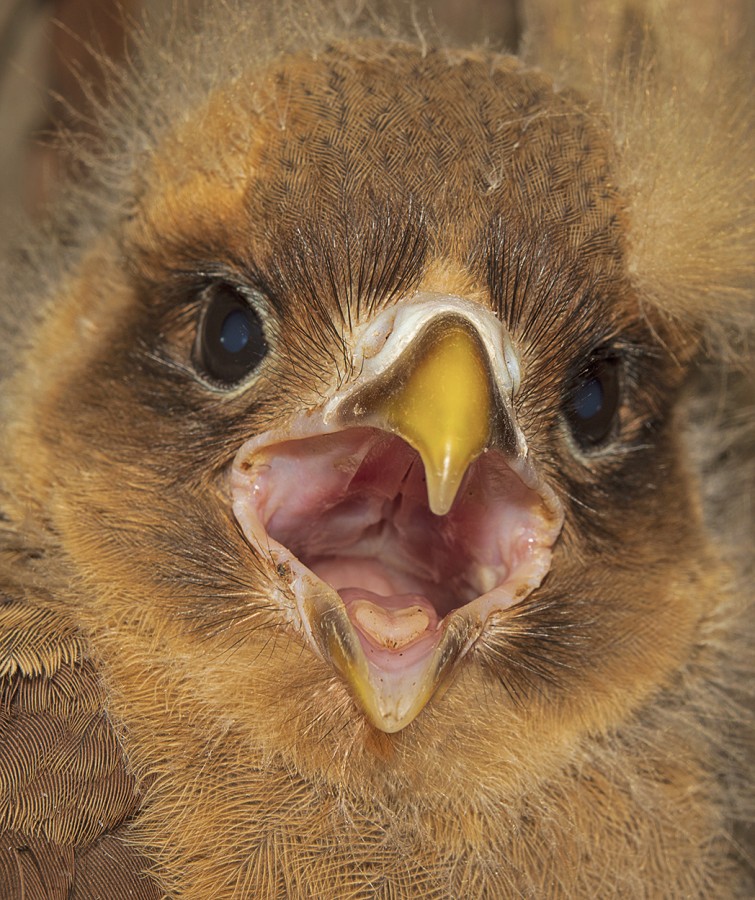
[425,460,465,516]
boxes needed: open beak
[231,293,562,732]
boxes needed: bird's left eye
[563,354,621,449]
[195,284,268,386]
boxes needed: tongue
[339,588,439,651]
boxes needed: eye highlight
[563,354,621,449]
[195,284,268,386]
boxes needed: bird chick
[0,1,752,897]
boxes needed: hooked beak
[231,293,562,732]
[342,316,494,515]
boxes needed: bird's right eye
[195,284,268,387]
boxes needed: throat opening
[245,428,542,655]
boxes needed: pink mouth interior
[239,428,546,666]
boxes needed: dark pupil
[566,356,620,447]
[573,377,604,421]
[199,286,267,385]
[220,309,252,354]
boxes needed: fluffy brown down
[0,1,752,897]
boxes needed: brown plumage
[0,1,752,897]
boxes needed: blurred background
[0,0,520,223]
[0,0,140,218]
[1,0,750,226]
